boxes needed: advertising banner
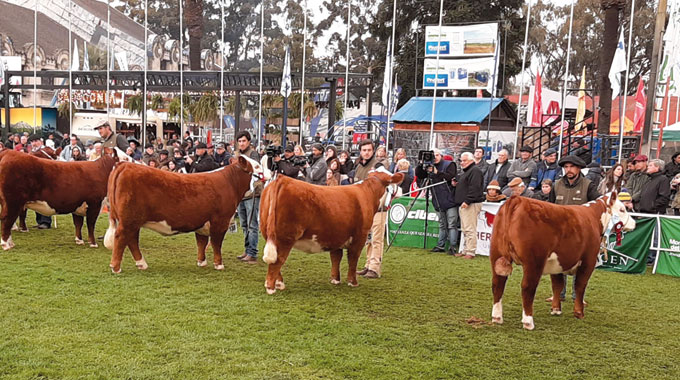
[654,218,680,277]
[597,217,655,274]
[424,23,498,58]
[387,197,440,249]
[422,57,496,91]
[0,56,22,86]
[459,202,501,256]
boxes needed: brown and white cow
[104,155,264,273]
[489,193,635,330]
[259,168,404,294]
[0,149,118,250]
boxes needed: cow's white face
[239,155,266,190]
[602,192,636,234]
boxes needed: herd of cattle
[0,148,636,330]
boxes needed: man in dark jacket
[274,144,302,179]
[213,143,232,166]
[234,131,262,264]
[628,155,651,211]
[585,162,604,191]
[454,152,485,259]
[639,159,671,214]
[664,152,680,178]
[473,147,489,181]
[186,142,219,173]
[304,143,328,185]
[415,148,458,254]
[529,148,561,191]
[485,149,511,189]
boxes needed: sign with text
[597,217,655,274]
[422,57,496,91]
[387,197,440,249]
[459,202,501,256]
[654,218,680,277]
[424,23,498,58]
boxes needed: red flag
[531,71,543,127]
[476,89,483,98]
[207,130,212,145]
[633,77,646,134]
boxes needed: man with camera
[415,149,458,255]
[269,144,302,179]
[185,142,219,173]
[303,143,328,185]
[234,131,262,264]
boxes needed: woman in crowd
[389,148,415,178]
[598,163,626,195]
[148,159,160,169]
[375,146,388,166]
[88,143,102,161]
[70,146,87,161]
[326,158,342,186]
[396,159,414,195]
[486,180,506,203]
[294,144,305,157]
[338,150,354,175]
[325,145,338,167]
[671,174,680,215]
[532,179,553,202]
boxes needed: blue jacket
[415,159,457,211]
[529,160,562,189]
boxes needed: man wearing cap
[273,144,301,178]
[502,177,534,198]
[546,154,598,303]
[618,189,634,211]
[529,148,561,191]
[27,134,44,153]
[234,131,262,264]
[157,149,170,169]
[507,145,537,187]
[303,143,328,185]
[214,143,232,167]
[628,155,651,211]
[95,121,129,151]
[185,142,219,173]
[142,144,158,165]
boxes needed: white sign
[422,57,496,91]
[477,131,516,161]
[0,56,22,86]
[425,23,498,58]
[459,202,502,256]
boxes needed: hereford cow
[259,169,404,294]
[0,149,118,250]
[104,155,264,273]
[30,146,63,160]
[489,193,635,330]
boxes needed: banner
[458,202,501,256]
[422,57,496,91]
[597,217,655,274]
[0,56,21,86]
[654,218,680,277]
[387,197,440,249]
[424,23,498,58]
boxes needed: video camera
[265,145,284,158]
[418,150,435,170]
[291,153,313,167]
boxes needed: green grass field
[1,212,679,379]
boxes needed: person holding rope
[234,131,262,264]
[415,148,458,255]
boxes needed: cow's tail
[103,164,125,250]
[262,178,282,264]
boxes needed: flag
[0,58,5,87]
[476,89,483,98]
[382,37,392,107]
[115,51,128,71]
[83,41,90,71]
[633,77,646,133]
[110,50,116,70]
[530,71,542,127]
[206,130,212,145]
[280,46,291,98]
[71,39,80,71]
[389,73,400,115]
[574,66,586,131]
[609,29,627,100]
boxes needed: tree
[190,93,219,124]
[168,95,192,121]
[597,0,626,135]
[185,0,204,70]
[126,94,144,116]
[150,94,165,111]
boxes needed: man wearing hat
[127,138,143,160]
[546,154,599,303]
[273,144,301,178]
[502,177,534,198]
[628,155,651,211]
[507,145,538,187]
[95,121,129,151]
[142,143,159,165]
[618,189,634,211]
[157,149,171,169]
[27,134,44,153]
[529,148,561,191]
[303,143,328,185]
[185,142,219,173]
[214,143,232,167]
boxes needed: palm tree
[190,93,219,124]
[335,100,344,122]
[303,100,317,121]
[57,101,78,126]
[150,94,164,111]
[168,94,191,121]
[126,94,144,116]
[185,0,204,70]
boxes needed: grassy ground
[0,212,679,379]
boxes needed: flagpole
[106,0,110,120]
[513,0,532,159]
[618,0,636,163]
[299,0,308,146]
[69,0,73,136]
[143,0,148,148]
[32,0,37,133]
[220,0,224,143]
[257,0,264,146]
[429,0,445,150]
[484,28,501,151]
[385,0,397,154]
[342,0,352,151]
[282,46,290,147]
[557,0,575,161]
[180,0,184,141]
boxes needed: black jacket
[454,164,485,206]
[276,157,302,179]
[485,160,511,189]
[665,153,680,178]
[415,159,457,211]
[213,152,232,166]
[189,152,219,173]
[639,171,671,214]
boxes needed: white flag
[83,41,90,71]
[110,49,116,70]
[71,39,80,71]
[382,37,392,107]
[0,58,5,86]
[280,46,291,98]
[115,51,129,71]
[608,29,627,100]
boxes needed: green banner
[387,197,440,249]
[654,218,680,277]
[598,217,655,274]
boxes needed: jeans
[35,213,51,228]
[559,274,582,301]
[436,207,459,250]
[238,197,260,258]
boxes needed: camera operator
[271,145,302,179]
[303,143,328,185]
[185,142,219,173]
[415,149,458,255]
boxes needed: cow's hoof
[197,260,207,267]
[330,279,341,285]
[214,264,225,271]
[11,224,18,231]
[19,229,29,233]
[275,280,285,290]
[1,243,11,251]
[522,314,535,330]
[110,265,122,274]
[491,317,503,324]
[550,308,562,316]
[266,288,276,295]
[75,238,85,245]
[135,259,148,270]
[523,322,535,330]
[347,282,359,287]
[573,311,584,319]
[89,243,99,248]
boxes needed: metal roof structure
[392,97,505,124]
